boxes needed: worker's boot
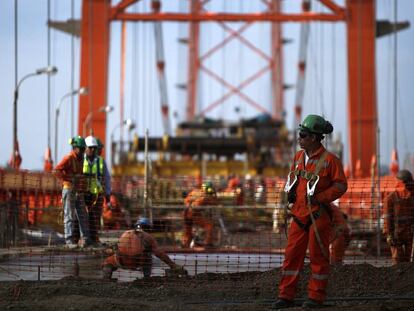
[142,265,152,279]
[102,265,114,280]
[302,298,323,309]
[271,298,294,309]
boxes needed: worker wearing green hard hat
[274,114,347,309]
[298,114,334,136]
[201,181,215,195]
[54,135,92,248]
[69,135,87,148]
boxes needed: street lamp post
[110,119,136,166]
[82,105,114,137]
[10,66,58,169]
[54,87,88,162]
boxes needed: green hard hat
[69,136,86,148]
[96,138,104,149]
[396,170,413,183]
[202,181,213,188]
[299,114,333,135]
[202,181,215,194]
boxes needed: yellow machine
[112,114,292,178]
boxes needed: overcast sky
[0,0,413,172]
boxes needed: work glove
[287,191,296,204]
[386,234,396,246]
[105,195,111,203]
[171,264,188,276]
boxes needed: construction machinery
[112,113,291,177]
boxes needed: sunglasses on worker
[298,131,311,139]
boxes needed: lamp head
[124,118,136,131]
[36,66,58,75]
[99,105,114,113]
[78,87,89,95]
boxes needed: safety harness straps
[306,151,329,259]
[293,151,328,183]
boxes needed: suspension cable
[71,0,75,137]
[47,0,51,150]
[393,0,398,151]
[120,21,126,143]
[131,3,138,122]
[319,2,325,116]
[330,23,336,125]
[397,87,408,151]
[14,0,18,88]
[220,1,226,118]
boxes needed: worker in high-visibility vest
[274,115,347,309]
[82,136,109,244]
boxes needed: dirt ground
[1,263,414,311]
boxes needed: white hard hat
[85,136,98,147]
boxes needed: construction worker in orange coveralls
[103,194,124,230]
[383,170,414,265]
[102,218,187,279]
[329,205,351,265]
[273,115,347,309]
[182,181,218,248]
[225,176,244,206]
[54,136,92,248]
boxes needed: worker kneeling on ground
[102,217,187,279]
[274,114,347,309]
[183,181,218,248]
[383,169,414,265]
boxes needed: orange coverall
[102,194,124,230]
[329,206,351,265]
[103,229,175,277]
[383,181,414,264]
[225,177,244,206]
[183,189,217,247]
[55,151,90,245]
[278,146,347,303]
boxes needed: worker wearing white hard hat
[78,135,107,245]
[85,135,98,148]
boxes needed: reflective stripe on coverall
[383,181,414,264]
[278,146,347,303]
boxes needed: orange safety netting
[0,170,412,281]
